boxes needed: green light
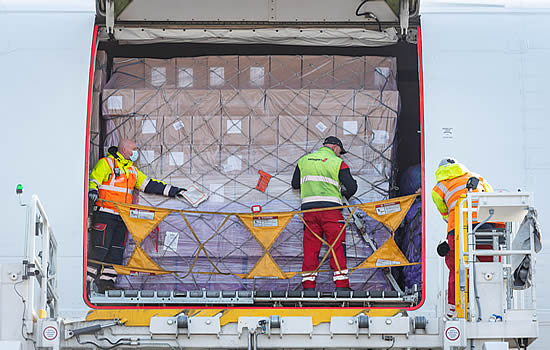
[16,184,23,194]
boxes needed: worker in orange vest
[431,158,494,317]
[87,139,186,294]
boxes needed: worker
[431,158,494,317]
[291,136,357,291]
[87,139,186,293]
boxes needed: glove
[437,240,450,257]
[88,189,99,203]
[176,188,187,198]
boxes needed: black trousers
[87,211,128,283]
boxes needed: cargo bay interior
[87,39,422,307]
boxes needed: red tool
[256,170,272,192]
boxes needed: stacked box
[99,55,402,293]
[175,57,208,89]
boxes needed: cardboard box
[176,57,208,89]
[269,56,302,89]
[134,89,179,117]
[365,57,397,91]
[249,145,278,174]
[306,116,336,151]
[333,56,364,89]
[135,116,163,146]
[231,174,269,204]
[221,90,266,116]
[102,89,134,116]
[93,50,108,92]
[163,116,193,145]
[90,92,101,133]
[366,116,396,151]
[302,55,334,89]
[220,146,249,175]
[277,144,308,174]
[144,58,176,89]
[177,90,221,116]
[222,115,250,145]
[108,58,146,89]
[336,115,367,147]
[192,115,221,145]
[278,115,307,146]
[136,145,162,179]
[239,56,269,89]
[309,89,354,116]
[250,116,277,145]
[162,144,191,176]
[190,144,221,174]
[266,89,309,117]
[354,90,399,118]
[341,145,365,172]
[207,56,239,89]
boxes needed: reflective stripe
[87,266,97,274]
[98,207,119,215]
[301,175,340,188]
[102,267,117,275]
[140,177,151,191]
[333,275,349,281]
[163,184,172,197]
[302,196,342,205]
[444,184,467,206]
[333,269,348,275]
[99,275,116,281]
[301,272,318,282]
[98,185,133,194]
[91,179,100,187]
[436,182,448,195]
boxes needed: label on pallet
[129,208,155,220]
[375,202,401,216]
[253,216,279,227]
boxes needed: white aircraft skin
[0,0,549,348]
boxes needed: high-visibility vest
[97,157,138,214]
[432,172,487,233]
[298,147,343,206]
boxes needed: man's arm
[431,187,449,222]
[291,165,301,190]
[338,162,357,199]
[135,169,182,197]
[89,158,111,191]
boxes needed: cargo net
[92,54,420,292]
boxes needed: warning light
[16,184,23,194]
[256,170,272,193]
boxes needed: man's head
[438,157,457,168]
[323,136,347,156]
[118,139,137,160]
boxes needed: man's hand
[437,240,450,257]
[88,189,99,202]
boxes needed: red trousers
[302,210,349,288]
[445,231,492,306]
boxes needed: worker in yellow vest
[431,158,494,317]
[292,136,357,291]
[87,139,186,293]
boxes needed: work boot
[96,280,121,294]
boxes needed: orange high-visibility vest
[96,157,138,214]
[432,172,486,233]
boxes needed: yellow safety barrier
[89,194,420,279]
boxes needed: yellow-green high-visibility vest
[298,147,343,206]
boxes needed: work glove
[176,188,187,198]
[437,240,450,257]
[88,189,99,203]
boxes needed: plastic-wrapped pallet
[100,55,402,292]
